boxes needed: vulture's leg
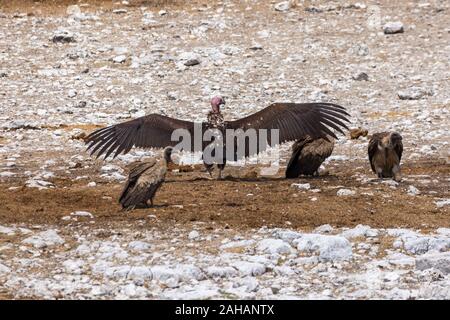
[392,165,402,182]
[217,154,226,180]
[203,161,214,179]
[149,198,154,207]
[376,167,383,179]
[201,152,215,179]
[123,205,135,212]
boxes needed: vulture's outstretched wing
[225,103,349,158]
[85,114,202,159]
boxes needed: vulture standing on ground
[119,146,174,210]
[86,97,350,178]
[285,135,334,178]
[368,132,403,181]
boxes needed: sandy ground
[0,0,449,299]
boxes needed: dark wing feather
[118,160,156,204]
[225,103,350,158]
[394,140,403,162]
[86,114,203,159]
[285,136,312,178]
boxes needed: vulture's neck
[207,111,224,129]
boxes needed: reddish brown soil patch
[0,160,448,230]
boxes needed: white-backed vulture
[368,132,403,181]
[285,136,334,178]
[119,146,174,210]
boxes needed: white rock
[113,47,128,55]
[274,1,291,12]
[407,185,421,196]
[256,238,292,254]
[314,224,334,234]
[436,228,450,236]
[235,277,259,292]
[398,87,432,100]
[87,182,96,187]
[0,225,16,236]
[294,234,353,262]
[337,189,356,196]
[274,266,295,276]
[291,183,311,190]
[22,230,65,248]
[151,264,204,282]
[272,229,302,244]
[205,266,238,278]
[295,256,320,265]
[341,225,379,238]
[231,261,266,276]
[416,252,450,274]
[113,55,127,63]
[188,230,200,240]
[435,199,450,208]
[128,241,151,251]
[66,5,81,16]
[383,21,404,34]
[128,266,153,280]
[101,164,123,173]
[68,89,77,98]
[387,252,415,266]
[0,263,11,274]
[25,179,54,190]
[62,259,84,274]
[220,239,254,250]
[0,172,16,177]
[104,265,131,279]
[397,234,450,255]
[113,9,128,14]
[70,211,93,218]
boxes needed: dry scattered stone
[22,230,65,248]
[398,87,432,100]
[52,30,76,43]
[384,22,404,34]
[416,252,450,274]
[294,234,352,262]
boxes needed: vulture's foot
[121,205,136,212]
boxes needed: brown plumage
[285,136,334,178]
[119,146,173,210]
[86,98,350,178]
[368,132,403,181]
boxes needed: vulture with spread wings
[86,96,350,178]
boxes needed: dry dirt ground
[0,159,449,230]
[0,0,449,299]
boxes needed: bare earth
[0,0,449,299]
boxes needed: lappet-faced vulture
[86,97,350,178]
[368,132,403,181]
[285,135,334,178]
[119,146,174,210]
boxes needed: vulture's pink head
[210,96,225,113]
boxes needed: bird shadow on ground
[120,204,170,212]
